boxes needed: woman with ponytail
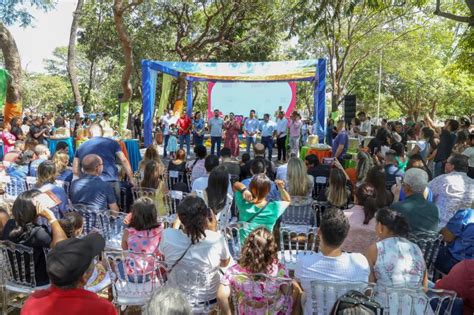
[365,207,427,293]
[217,227,296,315]
[2,190,67,286]
[342,184,378,253]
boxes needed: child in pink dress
[2,122,16,155]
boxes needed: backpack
[331,290,383,315]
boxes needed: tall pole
[376,51,383,125]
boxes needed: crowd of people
[0,108,472,315]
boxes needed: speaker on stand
[344,95,356,126]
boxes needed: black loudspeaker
[344,95,356,124]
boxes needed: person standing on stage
[289,111,302,157]
[244,109,259,155]
[177,110,192,157]
[192,111,205,147]
[259,113,276,160]
[161,110,174,158]
[223,112,241,158]
[209,109,224,156]
[276,111,288,163]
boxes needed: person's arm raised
[35,200,67,247]
[72,157,80,177]
[275,179,291,203]
[116,151,134,182]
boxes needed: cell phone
[395,176,402,186]
[34,191,61,209]
[323,157,335,166]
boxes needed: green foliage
[0,0,54,26]
[21,73,72,112]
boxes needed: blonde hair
[53,152,69,174]
[287,157,310,196]
[326,168,350,208]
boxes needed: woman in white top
[409,127,434,161]
[194,165,233,230]
[159,196,231,305]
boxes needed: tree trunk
[83,57,96,111]
[0,23,22,123]
[113,0,141,132]
[176,74,186,101]
[67,0,84,115]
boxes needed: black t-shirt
[243,157,275,181]
[2,219,51,286]
[307,165,331,178]
[434,129,456,162]
[29,125,46,142]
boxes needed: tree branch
[434,0,473,24]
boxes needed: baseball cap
[47,233,105,286]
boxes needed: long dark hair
[177,196,212,244]
[375,207,411,237]
[365,166,393,207]
[9,190,42,240]
[141,161,163,190]
[355,184,377,224]
[206,165,228,213]
[129,197,160,231]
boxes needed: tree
[67,0,84,114]
[0,0,54,122]
[434,0,474,25]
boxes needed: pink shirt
[342,205,377,254]
[289,119,302,137]
[1,131,16,155]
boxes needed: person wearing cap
[241,143,276,181]
[21,233,116,315]
[390,168,439,234]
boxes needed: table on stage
[300,146,332,162]
[47,137,75,161]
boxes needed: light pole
[376,50,383,125]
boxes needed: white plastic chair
[309,280,374,315]
[223,222,247,260]
[0,241,50,314]
[278,227,318,271]
[165,170,188,192]
[104,250,166,310]
[25,176,37,190]
[0,175,27,201]
[229,272,294,314]
[280,201,318,233]
[408,232,444,280]
[97,211,127,250]
[166,263,220,314]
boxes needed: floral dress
[221,262,293,315]
[125,226,163,276]
[224,120,241,157]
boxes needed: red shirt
[435,260,474,315]
[21,286,117,315]
[177,116,192,135]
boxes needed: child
[59,212,84,238]
[166,124,178,159]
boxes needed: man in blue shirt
[73,124,133,201]
[29,144,50,177]
[331,120,348,162]
[244,110,259,155]
[259,113,276,160]
[70,154,119,211]
[208,109,224,156]
[192,111,205,147]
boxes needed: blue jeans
[261,136,273,160]
[179,134,190,156]
[163,134,170,157]
[434,161,444,177]
[246,136,256,154]
[193,133,204,147]
[434,244,459,274]
[211,136,222,156]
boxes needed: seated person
[70,154,119,212]
[305,154,330,178]
[6,149,34,179]
[1,190,67,286]
[218,227,296,314]
[159,196,231,305]
[241,159,280,202]
[342,184,377,254]
[191,154,220,192]
[435,260,474,315]
[21,233,116,315]
[146,286,192,315]
[186,145,207,184]
[391,168,439,234]
[59,212,84,238]
[29,144,51,177]
[244,144,276,180]
[167,148,188,191]
[286,157,314,206]
[317,160,352,209]
[233,175,290,242]
[53,152,73,183]
[3,140,25,165]
[220,147,240,178]
[55,141,70,156]
[435,208,473,274]
[384,150,404,185]
[35,161,68,219]
[0,205,11,237]
[295,208,370,315]
[239,153,251,180]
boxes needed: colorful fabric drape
[0,69,8,113]
[157,73,172,117]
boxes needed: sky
[9,1,76,73]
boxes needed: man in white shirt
[161,110,175,158]
[357,111,372,137]
[259,114,276,161]
[276,111,288,162]
[209,109,224,157]
[244,110,259,155]
[295,208,370,315]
